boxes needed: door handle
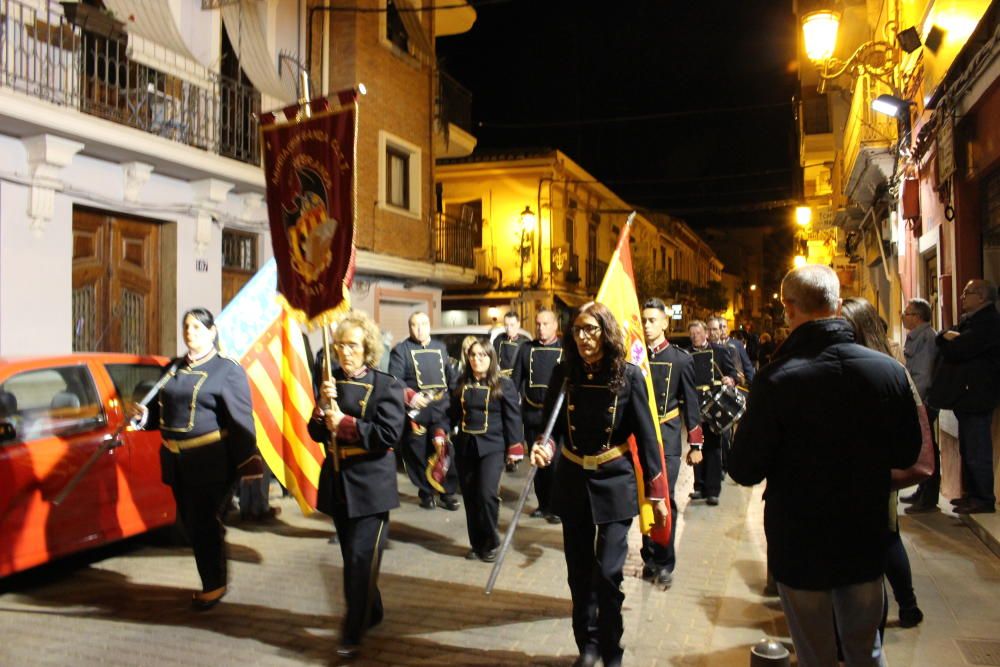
[103,432,123,450]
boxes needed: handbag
[891,369,935,490]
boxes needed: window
[0,366,105,444]
[386,0,409,52]
[386,146,410,209]
[105,363,168,405]
[222,229,258,273]
[378,131,422,218]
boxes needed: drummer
[685,320,738,507]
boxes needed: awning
[103,0,212,87]
[554,291,591,309]
[221,1,296,105]
[396,0,433,61]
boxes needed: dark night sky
[436,0,801,231]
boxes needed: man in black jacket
[929,279,1000,514]
[728,265,921,667]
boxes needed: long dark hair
[182,307,220,350]
[840,297,892,357]
[457,340,503,396]
[562,302,627,391]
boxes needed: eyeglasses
[334,341,364,351]
[571,324,602,339]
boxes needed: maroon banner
[261,95,356,325]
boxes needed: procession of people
[129,268,1000,666]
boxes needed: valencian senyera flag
[260,89,358,325]
[218,260,324,514]
[595,213,672,546]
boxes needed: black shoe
[654,568,674,588]
[572,649,600,667]
[530,508,545,518]
[191,586,226,611]
[480,547,499,563]
[336,644,361,659]
[955,501,996,514]
[465,549,479,561]
[689,491,705,500]
[438,495,460,511]
[898,605,924,628]
[900,490,923,504]
[641,564,656,579]
[951,497,969,506]
[706,496,719,506]
[905,501,940,514]
[545,513,562,524]
[505,461,519,473]
[419,496,436,510]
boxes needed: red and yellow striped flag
[217,259,325,514]
[595,213,671,545]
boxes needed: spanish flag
[595,213,671,545]
[217,259,325,514]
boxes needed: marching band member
[449,341,525,562]
[308,311,406,659]
[511,309,563,522]
[492,310,530,376]
[531,302,667,667]
[640,298,704,587]
[131,308,261,610]
[387,312,460,511]
[686,320,738,506]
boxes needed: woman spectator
[531,302,668,667]
[309,311,406,659]
[756,332,776,367]
[449,340,524,562]
[841,297,924,629]
[132,307,261,610]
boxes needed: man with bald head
[728,264,921,667]
[929,279,1000,515]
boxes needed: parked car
[430,325,532,376]
[0,353,175,577]
[667,332,692,350]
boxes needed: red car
[0,353,176,577]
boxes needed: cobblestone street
[3,461,1000,666]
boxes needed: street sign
[670,304,682,320]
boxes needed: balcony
[565,253,580,283]
[842,74,896,208]
[586,258,608,290]
[434,212,476,269]
[0,0,260,166]
[434,70,476,159]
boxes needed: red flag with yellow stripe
[595,213,671,545]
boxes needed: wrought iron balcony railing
[586,258,608,289]
[0,0,260,166]
[434,212,476,269]
[437,70,472,134]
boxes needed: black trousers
[331,507,389,645]
[525,422,558,514]
[692,428,724,497]
[456,447,504,554]
[401,424,457,500]
[562,512,631,665]
[173,481,232,592]
[640,453,681,572]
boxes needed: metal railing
[437,70,472,134]
[842,73,895,186]
[0,0,260,165]
[586,258,608,289]
[434,213,476,269]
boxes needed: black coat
[728,318,921,590]
[493,333,531,376]
[449,376,524,457]
[156,353,258,486]
[545,362,664,524]
[686,342,738,390]
[387,337,456,427]
[928,305,1000,413]
[511,339,564,430]
[309,367,405,518]
[648,343,701,457]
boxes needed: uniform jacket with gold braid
[387,337,456,428]
[686,342,739,396]
[543,361,667,524]
[510,338,563,430]
[448,376,525,457]
[308,366,405,518]
[155,352,258,486]
[492,333,531,376]
[648,341,703,457]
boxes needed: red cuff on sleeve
[687,424,704,446]
[404,387,417,405]
[647,471,669,500]
[335,415,359,443]
[507,442,525,459]
[433,428,448,442]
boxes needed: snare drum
[699,385,747,435]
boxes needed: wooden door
[72,210,160,354]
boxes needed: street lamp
[793,255,807,268]
[518,206,536,320]
[801,5,900,94]
[795,206,812,227]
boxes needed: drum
[700,385,747,435]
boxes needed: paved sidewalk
[2,462,1000,666]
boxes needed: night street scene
[2,0,1000,666]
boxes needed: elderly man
[929,279,1000,515]
[708,317,755,386]
[900,298,941,514]
[728,264,921,667]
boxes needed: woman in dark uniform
[449,340,524,562]
[531,302,668,667]
[132,307,261,610]
[308,311,405,659]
